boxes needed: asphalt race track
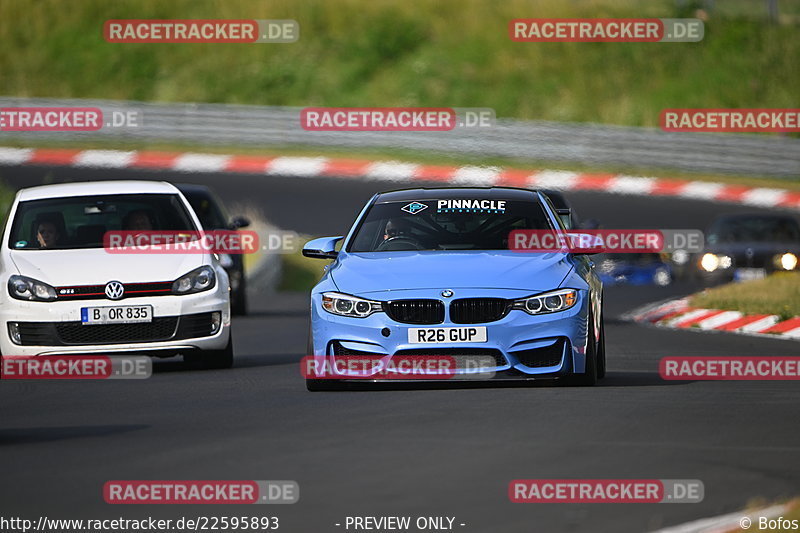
[1,164,799,532]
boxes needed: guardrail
[1,97,798,178]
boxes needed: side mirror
[302,236,344,260]
[569,232,603,256]
[229,215,251,230]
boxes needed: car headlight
[671,249,689,265]
[8,275,57,302]
[776,253,798,271]
[511,289,578,315]
[700,253,732,272]
[321,292,383,318]
[172,266,216,295]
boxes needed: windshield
[8,193,196,250]
[708,217,800,245]
[347,198,554,252]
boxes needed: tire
[306,378,342,391]
[597,310,606,380]
[231,278,247,316]
[304,325,343,390]
[573,310,598,386]
[200,335,234,369]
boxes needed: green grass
[1,0,799,128]
[691,272,800,321]
[0,182,16,226]
[720,499,800,533]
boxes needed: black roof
[375,187,539,203]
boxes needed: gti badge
[441,289,454,298]
[401,202,428,215]
[105,281,125,300]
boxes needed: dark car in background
[176,184,251,315]
[596,252,673,286]
[541,189,599,230]
[695,213,800,283]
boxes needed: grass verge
[690,272,800,320]
[278,236,325,292]
[1,0,799,128]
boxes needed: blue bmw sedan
[302,187,605,390]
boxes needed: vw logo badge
[105,281,125,300]
[441,289,454,298]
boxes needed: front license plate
[408,326,487,344]
[81,305,153,325]
[734,268,766,281]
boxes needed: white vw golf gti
[0,181,233,368]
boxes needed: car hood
[8,249,205,286]
[330,251,574,295]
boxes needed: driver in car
[383,218,412,241]
[123,210,154,231]
[36,220,62,248]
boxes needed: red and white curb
[1,146,799,210]
[626,297,800,341]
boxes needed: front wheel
[597,308,606,380]
[306,378,344,391]
[191,335,234,369]
[231,276,248,316]
[572,311,598,386]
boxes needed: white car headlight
[700,253,731,272]
[8,275,57,302]
[671,249,689,265]
[172,266,216,295]
[322,292,383,318]
[511,289,578,315]
[777,253,798,271]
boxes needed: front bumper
[0,289,230,357]
[309,289,590,381]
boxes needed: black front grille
[394,348,507,368]
[56,318,178,344]
[450,298,510,324]
[175,313,216,339]
[55,281,173,301]
[331,341,386,357]
[383,299,444,324]
[11,313,215,346]
[512,339,566,368]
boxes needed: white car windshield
[8,193,196,250]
